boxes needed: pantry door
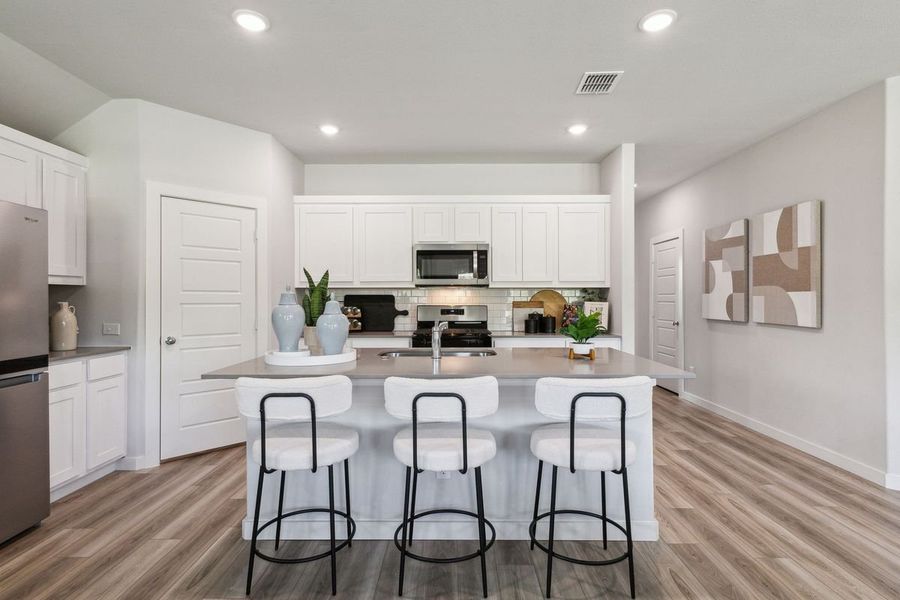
[160,196,257,459]
[650,231,684,395]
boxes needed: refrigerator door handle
[0,373,42,390]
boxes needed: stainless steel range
[410,305,493,348]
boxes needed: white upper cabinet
[2,125,88,285]
[0,138,39,208]
[295,195,609,289]
[558,204,610,286]
[521,204,557,283]
[355,205,413,284]
[295,204,354,286]
[490,205,522,282]
[43,157,87,284]
[413,204,452,242]
[453,205,490,242]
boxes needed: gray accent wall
[636,82,889,479]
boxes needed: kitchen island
[203,347,693,542]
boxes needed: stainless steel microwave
[413,244,489,286]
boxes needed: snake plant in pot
[560,308,606,355]
[301,268,329,351]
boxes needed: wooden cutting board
[530,290,567,327]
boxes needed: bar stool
[528,376,653,599]
[235,375,358,596]
[384,376,500,598]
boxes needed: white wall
[54,99,304,467]
[304,163,603,195]
[599,145,636,349]
[884,76,900,488]
[636,83,888,481]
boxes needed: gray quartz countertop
[492,332,621,338]
[349,331,414,337]
[202,347,693,381]
[49,346,131,363]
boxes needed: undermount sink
[379,349,497,358]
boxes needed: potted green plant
[560,308,606,355]
[301,268,329,350]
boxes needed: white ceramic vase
[316,295,350,355]
[271,290,305,352]
[50,302,79,351]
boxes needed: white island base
[240,378,658,542]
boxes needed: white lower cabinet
[48,381,86,488]
[493,336,621,350]
[49,352,127,496]
[347,336,411,349]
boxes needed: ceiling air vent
[575,71,623,95]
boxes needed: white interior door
[160,196,257,460]
[651,234,683,394]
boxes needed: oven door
[414,244,489,286]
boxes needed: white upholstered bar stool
[235,375,358,596]
[384,376,500,598]
[528,376,654,599]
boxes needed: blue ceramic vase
[316,295,350,355]
[272,290,305,352]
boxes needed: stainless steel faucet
[431,321,449,359]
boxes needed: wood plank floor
[2,388,899,599]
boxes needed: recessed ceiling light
[232,9,270,32]
[319,124,340,136]
[638,9,677,33]
[567,124,588,136]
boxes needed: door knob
[164,336,177,345]
[672,321,680,326]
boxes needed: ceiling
[1,1,899,199]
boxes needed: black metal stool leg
[328,465,337,595]
[601,471,608,550]
[531,460,543,551]
[622,467,635,599]
[344,458,352,548]
[545,466,558,598]
[274,470,286,550]
[408,468,418,546]
[474,467,489,598]
[398,466,411,596]
[246,466,265,596]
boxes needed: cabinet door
[355,205,413,284]
[86,375,127,469]
[43,157,87,283]
[490,205,522,282]
[522,204,557,282]
[453,205,490,242]
[0,138,40,208]
[49,384,86,488]
[296,205,354,286]
[558,204,609,285]
[413,205,452,242]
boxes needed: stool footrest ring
[393,508,496,564]
[529,509,629,566]
[253,507,356,564]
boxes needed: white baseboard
[679,391,890,488]
[118,455,159,471]
[241,517,658,542]
[886,472,900,490]
[50,462,118,502]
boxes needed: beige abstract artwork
[751,200,822,328]
[702,219,748,322]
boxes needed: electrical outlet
[102,322,121,336]
[437,471,451,480]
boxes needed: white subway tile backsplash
[329,287,598,332]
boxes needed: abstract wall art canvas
[702,219,749,322]
[751,200,822,328]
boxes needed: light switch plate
[102,322,121,335]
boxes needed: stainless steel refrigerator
[0,199,50,544]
